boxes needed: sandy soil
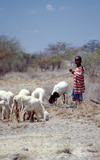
[0,72,100,160]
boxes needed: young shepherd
[69,56,85,103]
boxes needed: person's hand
[69,69,72,72]
[69,69,74,74]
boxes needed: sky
[0,0,100,53]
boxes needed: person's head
[75,56,82,67]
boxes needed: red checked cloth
[74,66,85,94]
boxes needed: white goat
[13,88,31,110]
[21,96,49,122]
[31,88,45,101]
[0,100,10,120]
[18,89,30,96]
[0,90,8,102]
[5,91,14,113]
[12,89,31,122]
[0,90,14,119]
[0,90,14,105]
[49,81,69,104]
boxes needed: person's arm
[69,69,74,74]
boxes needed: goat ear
[53,92,60,98]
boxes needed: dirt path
[0,72,100,160]
[0,109,100,160]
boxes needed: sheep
[0,90,14,119]
[18,89,30,96]
[0,90,8,103]
[13,94,32,122]
[13,89,31,111]
[49,81,69,104]
[21,96,49,122]
[0,90,7,94]
[31,88,45,101]
[31,88,46,121]
[0,90,14,106]
[12,89,31,122]
[13,94,23,109]
[0,100,10,120]
[21,95,35,122]
[5,91,14,113]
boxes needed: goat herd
[0,81,69,123]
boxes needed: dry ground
[0,70,100,160]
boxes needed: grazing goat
[0,100,10,120]
[49,81,68,104]
[18,89,30,96]
[31,88,45,101]
[0,90,14,119]
[0,90,14,106]
[5,91,14,113]
[0,90,8,103]
[21,96,49,122]
[12,89,31,122]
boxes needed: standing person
[69,56,85,103]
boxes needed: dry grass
[57,148,72,154]
[10,153,28,160]
[56,144,72,154]
[0,69,100,124]
[51,97,100,122]
[56,108,73,119]
[87,148,100,153]
[10,124,29,130]
[0,70,100,160]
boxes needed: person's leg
[79,94,83,103]
[71,87,76,101]
[75,94,83,103]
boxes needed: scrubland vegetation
[0,34,100,160]
[0,34,100,83]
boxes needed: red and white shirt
[74,66,85,94]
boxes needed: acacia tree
[63,45,78,69]
[44,42,67,70]
[82,40,100,54]
[33,52,49,71]
[81,48,100,81]
[0,34,25,74]
[30,53,38,71]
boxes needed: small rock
[21,147,29,151]
[11,153,20,160]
